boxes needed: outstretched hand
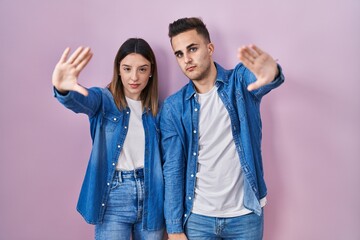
[237,45,278,91]
[52,47,93,96]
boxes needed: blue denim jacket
[159,62,284,233]
[54,87,164,230]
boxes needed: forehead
[171,29,206,52]
[120,53,150,66]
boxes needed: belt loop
[118,170,123,183]
[133,169,137,179]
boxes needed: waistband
[115,168,144,180]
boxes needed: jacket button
[101,203,105,207]
[194,108,198,112]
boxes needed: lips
[129,84,140,89]
[186,65,196,72]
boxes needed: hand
[237,44,279,91]
[168,233,188,240]
[52,46,93,96]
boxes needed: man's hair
[168,17,211,43]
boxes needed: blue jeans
[95,169,164,240]
[185,210,264,240]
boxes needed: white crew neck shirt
[192,86,265,217]
[116,97,145,171]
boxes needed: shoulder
[163,83,190,108]
[88,87,115,102]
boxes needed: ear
[207,43,215,56]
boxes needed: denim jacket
[159,62,284,233]
[54,87,164,230]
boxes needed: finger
[239,46,258,59]
[238,49,254,67]
[238,47,256,64]
[247,81,261,91]
[76,51,93,71]
[73,47,90,67]
[67,46,84,64]
[58,47,70,64]
[239,56,253,69]
[250,44,264,56]
[74,49,93,71]
[73,84,89,96]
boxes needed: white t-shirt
[192,86,266,217]
[116,97,145,171]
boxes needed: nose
[131,70,139,81]
[184,53,192,64]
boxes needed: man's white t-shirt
[192,86,266,217]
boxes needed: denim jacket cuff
[269,64,285,87]
[166,220,183,234]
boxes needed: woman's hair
[168,17,211,43]
[108,38,158,116]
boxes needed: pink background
[0,0,359,239]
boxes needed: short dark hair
[168,17,211,43]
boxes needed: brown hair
[108,38,158,116]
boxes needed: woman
[52,38,164,240]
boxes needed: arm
[54,87,102,118]
[159,104,187,237]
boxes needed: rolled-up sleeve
[54,87,102,118]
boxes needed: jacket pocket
[102,113,120,132]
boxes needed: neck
[192,62,217,94]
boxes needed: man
[160,17,284,240]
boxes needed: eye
[138,67,148,73]
[175,52,183,58]
[122,67,131,72]
[189,47,197,52]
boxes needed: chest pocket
[102,113,121,132]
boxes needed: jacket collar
[185,62,229,100]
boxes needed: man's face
[171,29,214,82]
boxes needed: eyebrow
[174,43,199,56]
[121,64,150,68]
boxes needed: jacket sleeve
[159,103,186,234]
[53,87,102,118]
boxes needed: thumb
[73,84,89,96]
[247,81,261,91]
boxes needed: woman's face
[119,53,152,100]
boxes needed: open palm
[52,47,93,96]
[238,45,278,91]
